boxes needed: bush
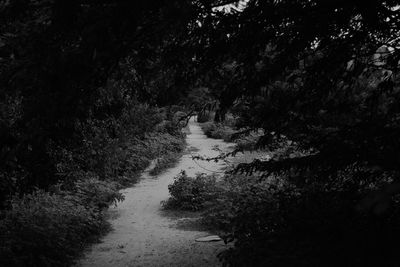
[0,190,109,267]
[148,132,186,176]
[67,178,124,210]
[200,173,400,267]
[163,171,400,266]
[0,102,187,266]
[200,175,268,231]
[163,172,221,211]
[200,122,235,142]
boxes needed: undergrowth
[0,106,186,266]
[148,133,186,176]
[0,189,114,267]
[164,171,400,266]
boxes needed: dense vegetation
[1,0,400,266]
[0,103,186,266]
[0,1,188,265]
[188,1,400,265]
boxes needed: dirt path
[77,117,234,267]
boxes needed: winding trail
[77,117,234,267]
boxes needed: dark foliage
[0,0,199,204]
[187,1,400,265]
[200,174,400,266]
[2,0,400,266]
[0,190,112,267]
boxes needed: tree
[0,0,202,203]
[195,0,400,191]
[189,0,400,265]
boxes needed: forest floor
[76,117,235,267]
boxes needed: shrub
[200,122,235,142]
[164,171,400,265]
[0,103,187,266]
[200,173,400,267]
[67,178,124,210]
[201,175,268,231]
[0,190,109,267]
[149,132,186,155]
[148,132,186,176]
[163,172,221,211]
